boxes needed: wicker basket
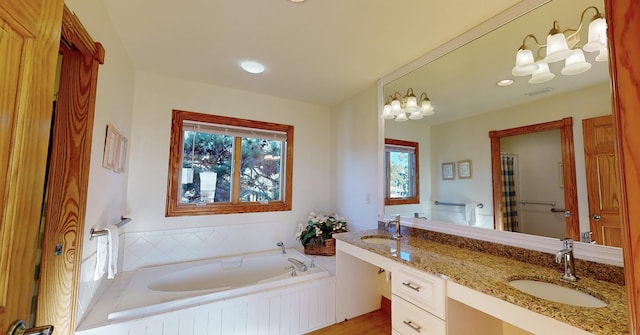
[304,238,336,256]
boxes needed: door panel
[0,21,24,234]
[583,115,622,247]
[0,0,65,332]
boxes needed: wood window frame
[166,109,294,216]
[384,138,420,206]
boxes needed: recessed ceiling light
[240,61,265,74]
[496,79,514,87]
[289,0,305,2]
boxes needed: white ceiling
[100,0,522,107]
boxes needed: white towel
[93,224,119,280]
[106,224,119,279]
[465,202,477,226]
[93,230,107,280]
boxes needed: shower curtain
[501,155,519,232]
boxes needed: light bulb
[583,17,607,52]
[512,49,536,76]
[561,49,592,75]
[529,62,555,84]
[545,33,572,63]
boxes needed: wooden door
[582,115,622,247]
[0,0,65,332]
[36,8,105,333]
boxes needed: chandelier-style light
[381,88,434,121]
[511,6,608,84]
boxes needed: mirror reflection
[382,0,619,248]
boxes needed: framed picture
[102,124,119,170]
[442,162,455,180]
[114,134,128,173]
[458,159,472,179]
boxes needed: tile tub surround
[377,222,625,286]
[336,229,628,335]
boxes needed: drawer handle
[402,281,421,292]
[403,320,422,333]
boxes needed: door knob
[6,320,53,335]
[592,214,602,221]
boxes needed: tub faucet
[287,257,308,272]
[556,238,577,281]
[276,241,286,254]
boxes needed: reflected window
[384,139,419,206]
[166,110,293,216]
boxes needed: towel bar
[434,200,484,209]
[520,200,556,207]
[89,216,131,240]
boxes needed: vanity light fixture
[511,6,607,84]
[381,88,434,121]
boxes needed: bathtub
[107,248,329,321]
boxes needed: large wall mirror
[381,0,620,253]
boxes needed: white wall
[501,130,565,238]
[123,71,332,261]
[65,0,136,325]
[330,84,380,231]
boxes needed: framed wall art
[102,124,119,170]
[458,159,472,179]
[442,162,455,180]
[114,134,128,173]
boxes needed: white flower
[295,222,304,239]
[315,227,321,237]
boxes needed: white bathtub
[108,248,329,321]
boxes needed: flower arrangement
[296,212,348,247]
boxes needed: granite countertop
[334,229,628,335]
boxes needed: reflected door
[583,115,622,247]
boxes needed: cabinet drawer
[392,296,446,335]
[392,263,446,319]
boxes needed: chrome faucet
[287,257,308,272]
[276,241,286,254]
[556,238,577,281]
[384,214,402,238]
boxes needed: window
[166,110,294,216]
[384,138,419,206]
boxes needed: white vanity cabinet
[392,262,447,335]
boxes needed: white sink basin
[509,279,607,308]
[360,236,397,244]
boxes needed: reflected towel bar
[89,216,131,240]
[520,200,556,206]
[434,201,484,209]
